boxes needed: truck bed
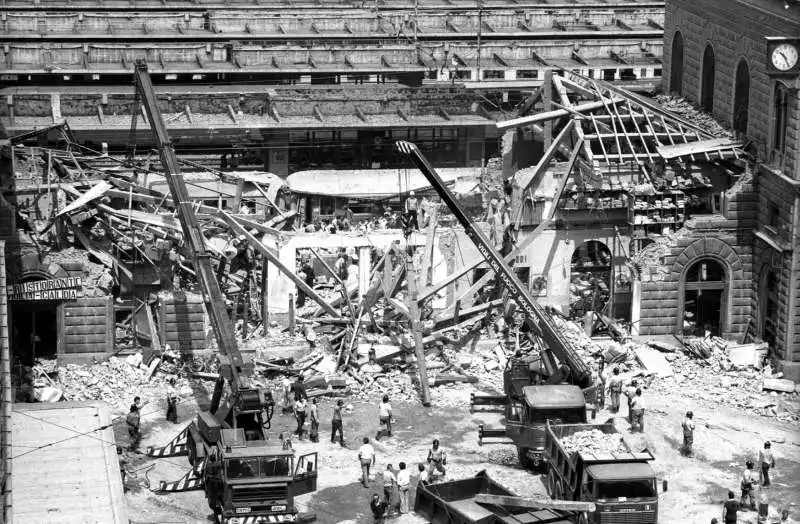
[547,422,655,464]
[414,470,576,524]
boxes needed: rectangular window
[454,70,472,80]
[603,69,616,81]
[768,202,780,228]
[517,69,538,79]
[483,70,505,80]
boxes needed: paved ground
[117,381,800,524]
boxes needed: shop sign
[6,277,83,301]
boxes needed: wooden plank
[420,206,438,286]
[308,247,354,320]
[474,493,595,512]
[64,334,108,343]
[625,100,654,162]
[656,138,737,159]
[551,75,592,163]
[418,261,487,302]
[145,301,163,354]
[496,99,624,130]
[219,211,341,318]
[63,325,111,335]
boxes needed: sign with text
[7,277,83,301]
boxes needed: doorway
[682,258,726,336]
[10,302,59,365]
[670,31,684,94]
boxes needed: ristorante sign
[7,277,83,301]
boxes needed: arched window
[670,32,684,94]
[773,82,789,154]
[733,59,750,135]
[682,258,727,336]
[701,45,716,113]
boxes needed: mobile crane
[394,141,597,470]
[135,60,317,524]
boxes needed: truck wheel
[546,470,558,498]
[517,447,533,469]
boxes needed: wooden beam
[308,247,355,320]
[219,212,342,318]
[420,206,438,286]
[514,120,575,193]
[418,260,487,302]
[496,98,625,130]
[552,75,592,163]
[625,100,654,162]
[474,494,596,512]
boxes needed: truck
[478,384,589,471]
[133,59,317,524]
[393,140,601,471]
[414,470,581,524]
[544,422,659,524]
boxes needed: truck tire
[517,447,533,469]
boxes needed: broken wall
[60,296,115,363]
[637,219,753,341]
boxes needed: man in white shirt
[358,437,376,488]
[630,388,645,432]
[376,395,392,441]
[396,462,411,514]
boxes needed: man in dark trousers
[682,411,695,457]
[759,441,775,487]
[741,460,757,510]
[331,399,345,447]
[165,378,178,424]
[126,397,142,451]
[308,398,319,443]
[723,490,740,523]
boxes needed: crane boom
[133,60,245,404]
[395,140,590,386]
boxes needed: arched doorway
[670,31,684,94]
[701,45,716,113]
[682,258,727,336]
[733,59,750,135]
[759,268,779,347]
[570,241,612,318]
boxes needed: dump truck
[479,384,589,471]
[544,422,659,524]
[415,470,583,524]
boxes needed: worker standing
[381,464,397,516]
[623,379,638,423]
[723,490,740,524]
[165,378,178,424]
[740,460,757,511]
[630,388,645,432]
[681,411,695,457]
[308,398,319,443]
[405,191,419,230]
[427,439,447,480]
[358,437,376,488]
[607,367,623,413]
[294,397,307,439]
[331,399,345,447]
[296,258,316,308]
[758,441,775,487]
[126,398,142,452]
[396,462,411,514]
[376,395,393,441]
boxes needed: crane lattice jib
[133,60,245,398]
[395,141,590,386]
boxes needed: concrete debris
[762,378,797,394]
[560,429,629,456]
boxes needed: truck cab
[503,385,588,470]
[581,463,658,523]
[204,429,318,524]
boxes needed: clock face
[771,43,799,71]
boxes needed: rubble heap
[560,429,629,456]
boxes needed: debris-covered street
[2,1,800,524]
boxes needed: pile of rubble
[31,355,193,413]
[560,429,629,456]
[654,94,732,139]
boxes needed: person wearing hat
[682,411,695,456]
[758,441,775,487]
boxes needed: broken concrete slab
[634,346,674,378]
[762,378,796,393]
[727,342,767,369]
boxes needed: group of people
[602,367,784,524]
[366,438,448,522]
